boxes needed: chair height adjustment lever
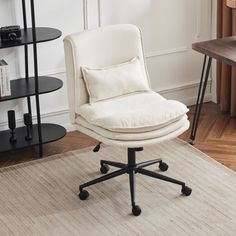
[93,142,102,152]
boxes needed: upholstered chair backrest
[64,24,150,123]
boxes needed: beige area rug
[0,139,236,236]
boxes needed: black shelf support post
[22,0,32,115]
[0,2,66,155]
[30,0,43,157]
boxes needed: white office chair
[64,24,192,216]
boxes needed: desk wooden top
[192,36,236,66]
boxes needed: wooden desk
[190,36,236,144]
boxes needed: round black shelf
[0,124,66,153]
[0,27,62,49]
[0,76,63,102]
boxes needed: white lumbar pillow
[81,57,150,104]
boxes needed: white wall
[0,0,213,131]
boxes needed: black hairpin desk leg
[189,56,212,145]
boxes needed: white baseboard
[154,79,212,106]
[0,80,212,132]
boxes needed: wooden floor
[180,102,236,171]
[1,102,236,171]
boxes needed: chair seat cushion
[76,115,189,141]
[78,91,189,133]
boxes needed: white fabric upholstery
[82,57,150,104]
[76,115,188,141]
[76,121,189,147]
[78,92,189,132]
[64,24,150,124]
[64,24,190,147]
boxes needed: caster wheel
[181,186,192,196]
[132,205,142,216]
[79,189,89,200]
[100,164,109,174]
[159,162,168,172]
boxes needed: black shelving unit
[0,28,61,49]
[0,0,66,157]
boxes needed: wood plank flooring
[0,102,236,171]
[180,102,236,171]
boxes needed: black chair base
[79,147,192,216]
